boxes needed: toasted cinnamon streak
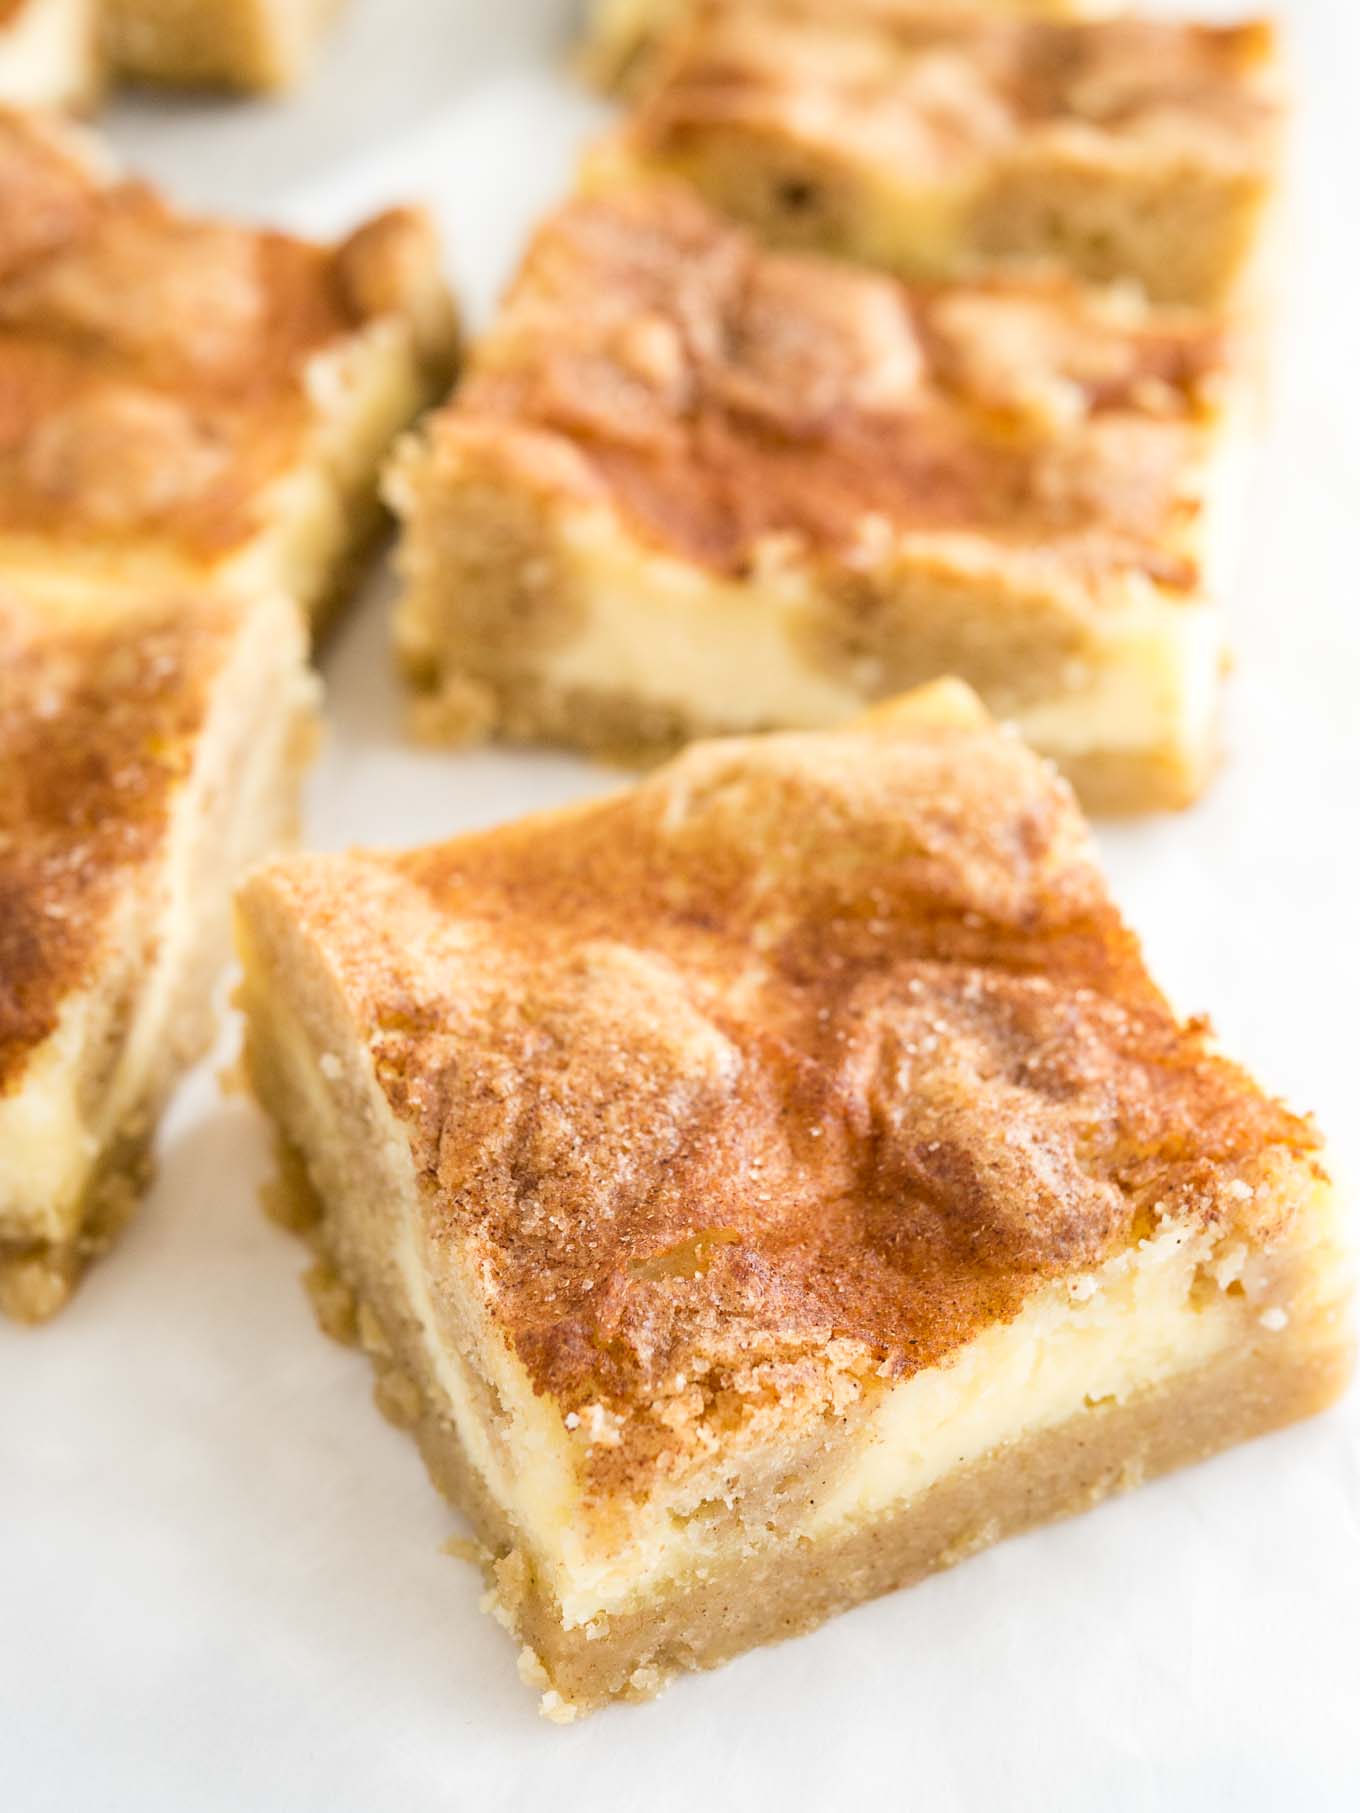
[0,0,100,110]
[105,0,344,92]
[589,2,1283,308]
[236,680,1353,1718]
[0,107,458,626]
[0,582,318,1323]
[582,0,1116,97]
[388,184,1248,814]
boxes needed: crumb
[304,1261,359,1345]
[410,674,499,746]
[373,1365,423,1428]
[442,1535,489,1569]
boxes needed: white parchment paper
[3,4,1357,1807]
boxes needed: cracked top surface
[623,3,1281,178]
[243,684,1321,1490]
[425,184,1233,592]
[0,585,238,1093]
[0,107,450,559]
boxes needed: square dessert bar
[0,107,458,626]
[591,2,1283,308]
[237,680,1352,1718]
[581,0,1113,96]
[106,0,343,92]
[389,185,1247,814]
[0,582,317,1323]
[0,0,101,110]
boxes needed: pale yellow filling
[0,1007,102,1235]
[0,0,98,110]
[511,510,1225,768]
[811,1224,1258,1535]
[407,1211,1316,1630]
[228,320,436,618]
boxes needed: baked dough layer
[389,185,1245,811]
[237,682,1352,1712]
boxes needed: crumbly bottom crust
[407,666,1212,816]
[264,1133,1350,1719]
[520,1334,1347,1716]
[0,1117,154,1323]
[1052,741,1217,817]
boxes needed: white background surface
[4,3,1359,1807]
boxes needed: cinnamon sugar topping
[629,5,1280,177]
[444,185,1228,586]
[0,588,234,1091]
[0,105,447,556]
[251,699,1319,1487]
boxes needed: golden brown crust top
[0,108,451,558]
[436,185,1230,588]
[0,111,103,284]
[627,4,1281,177]
[0,586,236,1092]
[250,692,1319,1490]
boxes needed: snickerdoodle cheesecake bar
[0,107,458,627]
[0,0,100,109]
[582,0,1116,96]
[388,185,1248,813]
[589,3,1283,308]
[0,582,317,1323]
[106,0,344,92]
[236,680,1353,1717]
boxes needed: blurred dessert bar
[0,106,458,627]
[0,584,317,1322]
[388,185,1248,812]
[589,3,1283,307]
